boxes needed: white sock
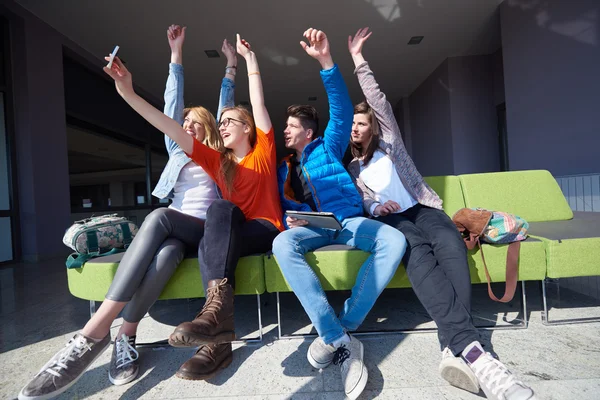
[461,341,485,365]
[332,334,351,349]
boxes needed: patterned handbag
[63,214,139,268]
[452,208,529,302]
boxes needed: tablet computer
[285,210,343,230]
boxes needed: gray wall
[500,0,600,176]
[408,55,501,176]
[409,59,454,176]
[7,12,71,261]
[449,55,500,174]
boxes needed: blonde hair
[184,106,223,151]
[219,106,256,195]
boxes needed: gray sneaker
[332,335,368,400]
[463,342,536,400]
[439,346,480,393]
[307,336,336,369]
[108,334,140,386]
[18,332,110,400]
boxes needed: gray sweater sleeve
[354,61,405,161]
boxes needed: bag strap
[477,239,520,303]
[86,231,99,253]
[120,222,133,248]
[65,247,125,269]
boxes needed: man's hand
[374,200,402,216]
[222,38,237,67]
[103,56,134,98]
[300,28,334,70]
[286,216,309,229]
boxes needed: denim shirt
[152,63,235,199]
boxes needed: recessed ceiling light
[204,50,220,58]
[308,96,317,101]
[408,36,424,45]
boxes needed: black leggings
[198,200,279,290]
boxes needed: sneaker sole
[168,330,236,348]
[346,364,368,400]
[307,349,333,370]
[175,353,233,381]
[440,364,480,394]
[108,366,140,386]
[18,340,110,400]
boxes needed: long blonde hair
[184,106,223,151]
[219,106,256,195]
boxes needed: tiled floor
[1,258,599,399]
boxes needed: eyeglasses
[218,117,246,129]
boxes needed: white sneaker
[463,342,536,400]
[439,347,480,393]
[332,335,368,400]
[307,336,336,369]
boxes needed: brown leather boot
[168,278,235,347]
[175,343,233,380]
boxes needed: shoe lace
[44,335,92,378]
[332,345,351,369]
[115,334,139,369]
[196,344,217,363]
[194,278,228,321]
[474,354,520,397]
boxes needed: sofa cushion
[264,239,547,293]
[529,212,600,279]
[67,253,265,301]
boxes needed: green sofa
[65,170,598,340]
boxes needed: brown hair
[351,101,380,165]
[286,104,319,140]
[183,107,223,151]
[218,106,256,195]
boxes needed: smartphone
[107,45,120,68]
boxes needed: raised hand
[300,28,333,69]
[222,38,237,66]
[348,27,372,56]
[236,34,253,59]
[167,24,186,52]
[103,56,134,98]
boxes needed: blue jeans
[272,216,406,344]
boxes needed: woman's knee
[155,238,186,267]
[206,199,239,218]
[141,207,173,229]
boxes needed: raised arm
[105,56,194,155]
[349,27,404,159]
[301,28,353,161]
[163,24,186,154]
[236,34,271,133]
[217,38,237,121]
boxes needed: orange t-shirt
[187,127,284,232]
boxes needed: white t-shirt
[359,150,417,216]
[169,161,218,219]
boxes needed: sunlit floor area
[1,258,600,400]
